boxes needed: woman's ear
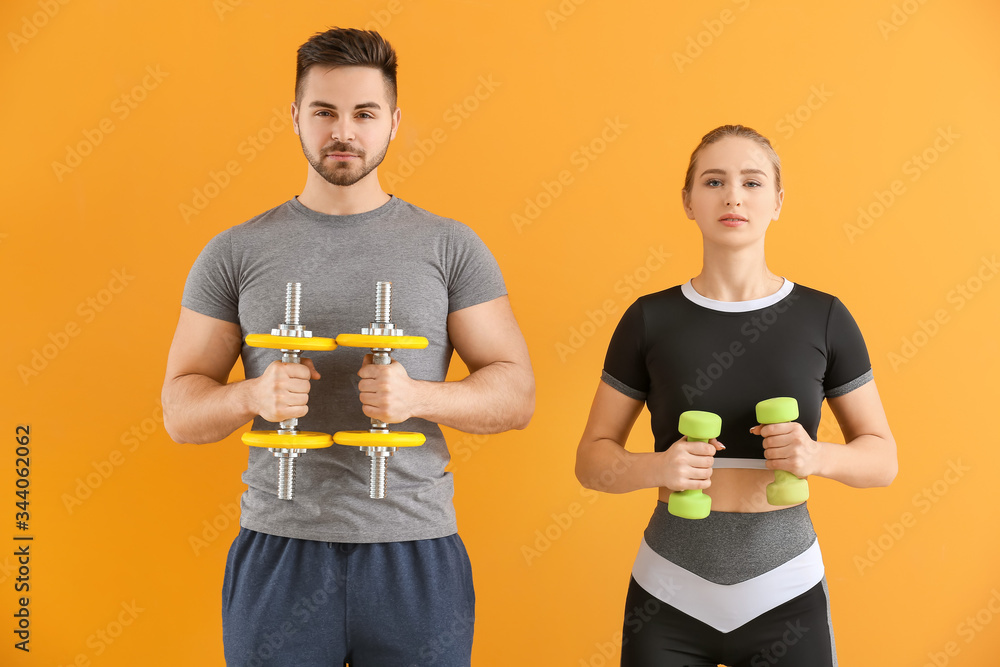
[682,189,695,220]
[773,189,785,221]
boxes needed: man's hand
[250,358,321,423]
[357,355,420,424]
[346,296,533,434]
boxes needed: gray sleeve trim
[825,368,874,398]
[601,371,647,401]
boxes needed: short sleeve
[181,230,240,324]
[824,297,873,398]
[601,300,649,401]
[445,223,507,312]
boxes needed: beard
[300,134,391,187]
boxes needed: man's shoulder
[391,197,485,236]
[232,200,297,231]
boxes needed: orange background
[3,0,1000,665]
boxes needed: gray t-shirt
[181,195,506,542]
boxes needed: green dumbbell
[667,410,723,520]
[756,397,810,505]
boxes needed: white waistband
[631,536,824,633]
[712,457,769,469]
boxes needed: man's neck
[296,171,391,216]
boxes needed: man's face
[292,66,400,187]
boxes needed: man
[162,28,534,666]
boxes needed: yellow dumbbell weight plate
[335,334,428,349]
[242,431,334,449]
[332,431,426,447]
[246,334,338,351]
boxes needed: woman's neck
[692,245,782,302]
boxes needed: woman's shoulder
[633,284,685,305]
[786,281,852,312]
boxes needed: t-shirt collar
[681,278,795,312]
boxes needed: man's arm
[356,296,534,434]
[162,307,319,444]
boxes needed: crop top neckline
[680,278,796,313]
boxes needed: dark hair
[295,28,398,107]
[682,124,782,195]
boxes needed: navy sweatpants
[221,528,475,667]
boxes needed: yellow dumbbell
[334,281,428,499]
[241,282,336,500]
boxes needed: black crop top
[602,280,873,467]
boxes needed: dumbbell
[333,281,429,499]
[666,410,722,520]
[241,282,336,501]
[755,397,810,505]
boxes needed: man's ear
[389,106,401,141]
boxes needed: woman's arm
[753,380,898,488]
[575,381,722,493]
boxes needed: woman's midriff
[657,468,804,513]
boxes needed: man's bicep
[164,306,244,385]
[447,296,530,373]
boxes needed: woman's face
[682,136,784,248]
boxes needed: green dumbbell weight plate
[668,489,712,520]
[678,410,723,441]
[767,470,810,505]
[755,397,799,424]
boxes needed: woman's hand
[751,422,822,478]
[660,436,725,491]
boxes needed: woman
[575,125,897,666]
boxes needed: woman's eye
[745,181,761,188]
[706,179,722,187]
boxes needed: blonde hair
[682,125,782,195]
